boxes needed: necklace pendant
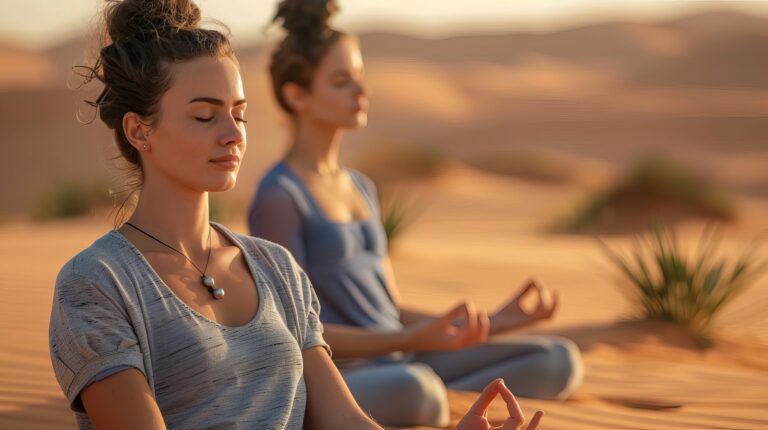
[201,275,224,300]
[201,275,215,289]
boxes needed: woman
[49,0,542,429]
[248,0,582,427]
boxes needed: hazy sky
[2,0,768,49]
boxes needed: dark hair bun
[273,0,339,37]
[105,0,202,42]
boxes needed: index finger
[498,380,525,423]
[514,280,538,301]
[468,378,503,417]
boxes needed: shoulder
[348,168,378,197]
[53,231,134,312]
[54,231,130,296]
[348,168,375,189]
[251,163,308,213]
[257,163,300,196]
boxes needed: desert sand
[2,9,768,429]
[1,163,766,430]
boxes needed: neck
[126,170,211,252]
[284,117,343,176]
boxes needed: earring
[143,144,148,150]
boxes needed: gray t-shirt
[48,222,330,429]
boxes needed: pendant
[201,275,225,300]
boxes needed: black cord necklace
[124,222,225,300]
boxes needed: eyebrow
[189,97,247,106]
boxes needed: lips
[210,154,240,170]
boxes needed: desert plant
[600,222,766,345]
[554,156,736,234]
[378,187,424,249]
[32,182,112,220]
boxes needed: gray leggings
[341,335,584,428]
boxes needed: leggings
[341,335,584,428]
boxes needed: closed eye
[195,117,213,123]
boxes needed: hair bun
[105,0,202,42]
[273,0,339,37]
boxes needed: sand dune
[3,11,768,217]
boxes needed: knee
[394,364,450,428]
[537,337,584,400]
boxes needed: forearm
[323,323,414,358]
[398,306,435,326]
[302,347,383,430]
[82,368,167,430]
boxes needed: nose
[220,114,245,147]
[353,79,367,98]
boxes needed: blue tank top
[249,163,402,336]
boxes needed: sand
[1,164,766,430]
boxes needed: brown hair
[76,0,234,224]
[269,0,345,114]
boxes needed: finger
[442,302,469,326]
[499,380,525,424]
[467,378,503,417]
[535,283,548,307]
[464,302,478,341]
[525,411,544,430]
[477,309,490,342]
[545,291,560,316]
[512,280,539,305]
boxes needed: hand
[404,301,489,352]
[456,379,543,430]
[490,279,558,335]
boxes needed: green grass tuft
[554,156,736,234]
[32,183,112,221]
[599,222,766,346]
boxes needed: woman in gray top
[49,0,542,429]
[249,1,581,427]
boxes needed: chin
[347,114,368,129]
[207,177,238,192]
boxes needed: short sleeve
[49,273,146,412]
[297,267,331,355]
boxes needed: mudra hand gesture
[457,379,544,430]
[490,279,559,335]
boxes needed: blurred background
[2,0,768,225]
[1,1,767,429]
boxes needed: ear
[282,82,309,113]
[122,112,152,151]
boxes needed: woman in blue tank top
[249,1,581,427]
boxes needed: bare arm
[381,256,437,326]
[302,346,382,430]
[81,368,166,430]
[322,323,412,359]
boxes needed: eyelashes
[194,116,248,124]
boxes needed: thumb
[440,302,468,324]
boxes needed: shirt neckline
[109,222,267,330]
[276,162,374,226]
